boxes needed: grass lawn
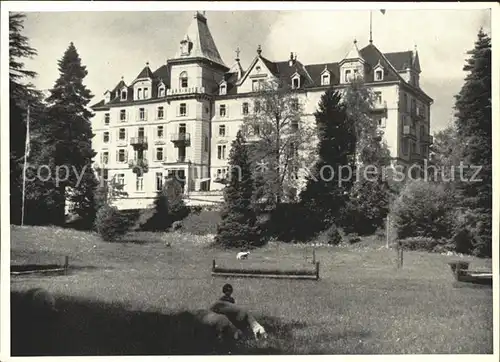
[10,225,493,355]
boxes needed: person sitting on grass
[219,283,235,304]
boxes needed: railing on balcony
[130,136,148,148]
[170,133,191,146]
[403,125,417,139]
[166,86,206,96]
[372,100,387,112]
[128,158,149,175]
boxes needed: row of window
[402,139,428,157]
[116,72,192,102]
[102,172,170,192]
[99,146,185,164]
[402,93,427,116]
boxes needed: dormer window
[292,75,300,89]
[120,89,127,101]
[144,88,149,99]
[158,85,165,97]
[321,70,330,86]
[137,88,142,100]
[344,69,352,83]
[180,72,188,88]
[220,83,227,95]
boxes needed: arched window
[180,72,188,88]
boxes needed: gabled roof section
[174,11,227,68]
[384,51,414,71]
[111,79,127,94]
[340,40,365,65]
[305,63,340,86]
[134,63,154,81]
[359,43,402,83]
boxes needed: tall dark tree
[9,12,43,224]
[35,42,98,225]
[342,79,392,235]
[453,28,492,256]
[299,88,356,238]
[215,131,262,248]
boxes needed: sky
[19,7,491,134]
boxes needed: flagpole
[21,105,30,226]
[369,10,373,44]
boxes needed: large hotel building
[90,11,433,209]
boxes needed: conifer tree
[453,28,492,257]
[36,42,98,225]
[215,131,261,248]
[299,88,356,237]
[9,12,43,224]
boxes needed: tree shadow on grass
[11,291,318,356]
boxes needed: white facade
[90,12,433,209]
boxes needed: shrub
[451,207,492,257]
[399,237,438,252]
[391,179,456,240]
[316,224,343,245]
[94,205,131,242]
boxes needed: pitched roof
[174,11,226,68]
[305,63,340,86]
[384,51,414,71]
[134,64,154,80]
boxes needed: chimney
[289,52,294,67]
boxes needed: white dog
[236,251,250,260]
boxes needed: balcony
[420,134,434,145]
[411,106,426,120]
[130,136,148,150]
[128,158,149,176]
[371,100,387,114]
[170,133,191,147]
[402,125,417,140]
[166,86,206,97]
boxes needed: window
[254,101,261,113]
[374,91,382,105]
[378,117,386,128]
[180,72,188,88]
[120,109,126,121]
[101,151,109,164]
[219,125,226,137]
[353,69,359,76]
[252,124,260,136]
[220,84,226,95]
[204,135,209,152]
[102,169,109,181]
[179,123,186,134]
[291,99,299,111]
[242,102,249,115]
[403,93,408,112]
[103,132,110,143]
[420,125,425,139]
[138,127,145,138]
[121,90,127,100]
[157,126,164,138]
[217,168,227,179]
[158,86,165,97]
[375,69,383,81]
[179,103,187,116]
[219,104,226,117]
[118,128,126,140]
[156,147,164,161]
[116,173,125,185]
[157,106,164,119]
[117,149,127,163]
[291,119,299,131]
[104,113,110,125]
[252,79,264,92]
[321,73,330,86]
[137,88,142,100]
[139,108,146,121]
[292,77,300,89]
[156,172,163,191]
[344,69,351,83]
[136,176,144,191]
[402,139,409,155]
[143,88,149,99]
[217,145,226,160]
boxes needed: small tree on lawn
[299,88,356,239]
[342,79,392,235]
[215,131,261,248]
[241,79,315,209]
